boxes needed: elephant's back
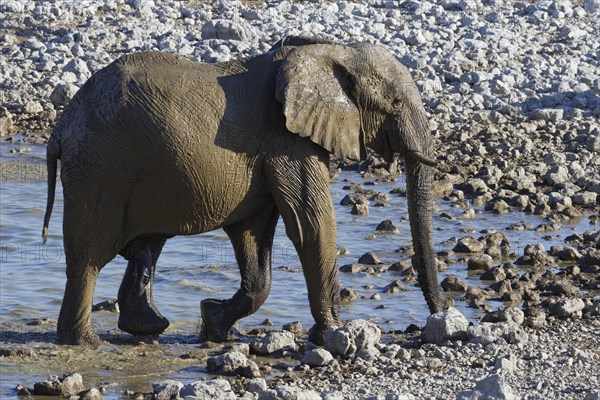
[56,52,229,166]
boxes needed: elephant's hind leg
[118,236,170,337]
[58,237,115,346]
[200,206,279,342]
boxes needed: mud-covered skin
[117,239,169,337]
[44,37,440,345]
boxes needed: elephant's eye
[392,98,403,110]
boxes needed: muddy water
[0,144,595,398]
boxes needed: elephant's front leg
[266,155,342,345]
[118,238,170,337]
[200,206,279,342]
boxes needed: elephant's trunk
[406,160,442,314]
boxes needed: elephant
[43,36,441,346]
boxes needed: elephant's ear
[276,45,364,160]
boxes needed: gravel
[2,0,599,398]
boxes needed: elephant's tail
[42,134,60,244]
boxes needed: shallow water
[0,143,595,398]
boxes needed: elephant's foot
[118,300,170,337]
[57,324,103,347]
[200,299,235,342]
[308,325,327,345]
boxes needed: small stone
[453,237,484,253]
[457,374,518,400]
[498,307,525,325]
[572,191,597,205]
[251,331,298,354]
[181,379,236,400]
[50,83,78,109]
[152,380,183,400]
[80,388,104,400]
[388,261,411,272]
[468,322,527,345]
[480,266,506,282]
[356,345,380,362]
[201,19,259,41]
[34,373,85,397]
[358,252,382,265]
[0,107,14,136]
[340,287,359,302]
[247,378,268,394]
[282,321,302,336]
[376,219,399,233]
[340,264,366,274]
[351,203,369,215]
[531,108,564,123]
[383,280,407,294]
[545,166,569,186]
[495,356,517,374]
[92,299,119,313]
[468,255,494,270]
[301,348,334,367]
[440,276,468,292]
[23,101,44,114]
[421,307,469,344]
[324,320,381,357]
[263,386,321,400]
[549,298,585,318]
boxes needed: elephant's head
[276,42,442,315]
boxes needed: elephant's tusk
[407,151,437,167]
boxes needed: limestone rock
[251,331,298,354]
[324,319,381,357]
[421,307,469,344]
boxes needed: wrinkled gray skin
[43,37,441,346]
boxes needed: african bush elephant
[43,36,441,346]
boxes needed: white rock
[495,355,518,374]
[180,379,236,400]
[355,345,380,362]
[545,165,570,186]
[247,378,268,394]
[301,348,334,367]
[572,191,597,205]
[0,107,14,136]
[251,331,298,354]
[324,319,381,356]
[499,307,525,325]
[531,108,564,123]
[201,19,259,42]
[457,374,519,400]
[49,83,78,109]
[421,307,469,344]
[23,101,44,114]
[63,59,91,80]
[549,298,585,318]
[153,380,183,400]
[259,385,322,400]
[468,322,528,345]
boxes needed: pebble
[3,1,600,399]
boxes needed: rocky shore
[1,0,599,399]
